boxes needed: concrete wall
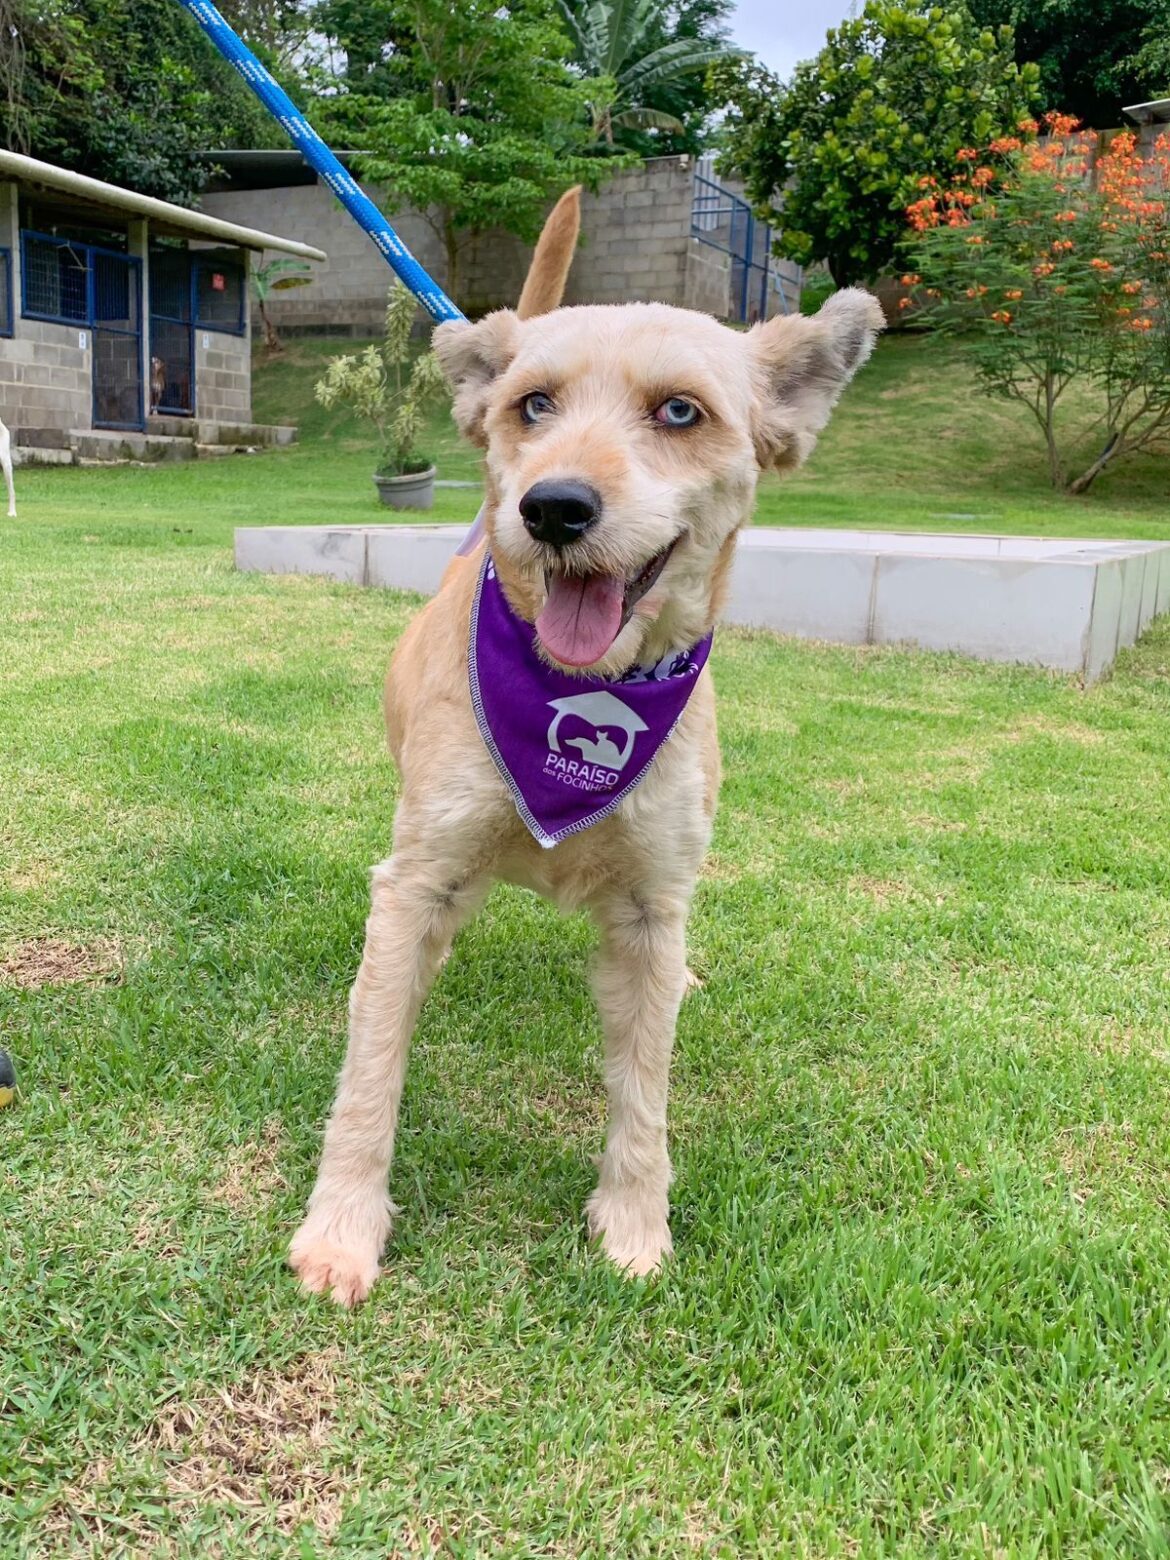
[202,157,800,332]
[195,326,251,422]
[0,320,92,438]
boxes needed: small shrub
[904,115,1170,493]
[314,284,448,476]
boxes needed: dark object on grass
[0,1049,14,1107]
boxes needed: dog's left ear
[433,311,520,446]
[748,287,884,470]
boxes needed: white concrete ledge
[235,523,1170,682]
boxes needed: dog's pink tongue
[536,572,625,667]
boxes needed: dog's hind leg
[585,889,688,1277]
[0,422,14,519]
[290,852,488,1306]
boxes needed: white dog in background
[0,418,15,518]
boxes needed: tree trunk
[1042,373,1064,490]
[1067,432,1120,495]
[443,212,460,304]
[258,297,282,354]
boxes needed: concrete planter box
[234,523,1170,683]
[374,466,435,511]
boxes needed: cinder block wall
[195,329,251,422]
[202,156,752,331]
[0,318,92,437]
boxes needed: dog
[0,418,15,519]
[289,194,883,1305]
[150,356,167,415]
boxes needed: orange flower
[1053,210,1079,223]
[956,147,979,162]
[1004,288,1023,300]
[897,297,914,310]
[972,165,995,187]
[1033,262,1055,277]
[966,234,985,246]
[991,310,1013,324]
[1051,240,1075,254]
[965,285,988,299]
[989,136,1022,154]
[900,273,921,287]
[1121,281,1142,294]
[1017,116,1040,135]
[1089,257,1112,271]
[1130,317,1154,331]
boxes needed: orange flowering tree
[902,115,1170,493]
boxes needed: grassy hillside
[253,331,1170,541]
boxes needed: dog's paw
[288,1199,395,1308]
[683,965,704,993]
[289,1237,380,1307]
[585,1187,672,1278]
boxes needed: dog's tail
[516,186,581,320]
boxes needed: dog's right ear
[433,311,520,446]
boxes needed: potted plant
[314,283,448,510]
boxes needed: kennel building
[0,149,324,459]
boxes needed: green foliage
[0,0,286,203]
[314,284,449,474]
[251,257,314,353]
[315,0,620,301]
[966,0,1170,127]
[557,0,739,150]
[716,0,1040,287]
[905,124,1170,493]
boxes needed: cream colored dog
[290,200,883,1305]
[0,418,15,519]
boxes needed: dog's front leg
[290,853,487,1306]
[586,889,688,1277]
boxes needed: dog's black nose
[519,480,601,548]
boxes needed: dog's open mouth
[536,537,680,668]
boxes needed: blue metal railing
[691,171,790,323]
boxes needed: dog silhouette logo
[546,691,649,772]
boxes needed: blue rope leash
[177,0,465,324]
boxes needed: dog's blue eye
[654,397,700,428]
[521,392,555,424]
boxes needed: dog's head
[435,292,882,675]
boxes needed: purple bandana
[469,555,713,849]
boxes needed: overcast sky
[727,0,859,79]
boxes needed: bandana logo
[546,692,648,774]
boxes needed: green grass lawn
[2,333,1170,1556]
[249,330,1170,541]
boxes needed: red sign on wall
[211,272,226,292]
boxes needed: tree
[557,0,738,148]
[316,0,623,301]
[0,0,289,204]
[965,0,1170,128]
[903,119,1170,493]
[252,256,314,352]
[715,0,1040,288]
